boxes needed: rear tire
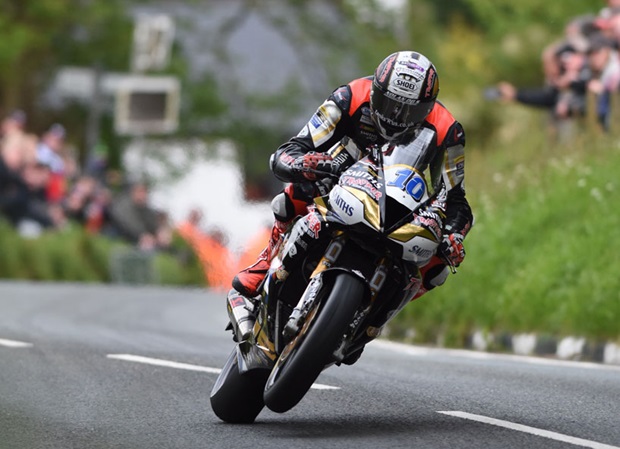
[263,273,365,413]
[210,349,270,423]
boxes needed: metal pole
[85,62,104,172]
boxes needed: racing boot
[232,220,287,297]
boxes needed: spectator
[0,158,66,236]
[0,109,27,138]
[487,6,620,138]
[490,41,591,140]
[107,181,170,251]
[1,110,37,172]
[62,175,99,225]
[36,123,69,203]
[84,183,113,234]
[598,0,620,21]
[585,33,620,129]
[552,44,591,120]
[0,144,27,224]
[540,14,597,88]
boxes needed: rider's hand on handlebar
[295,152,337,181]
[439,233,465,267]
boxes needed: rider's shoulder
[426,101,456,127]
[425,101,464,147]
[329,77,372,115]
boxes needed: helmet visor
[371,87,434,129]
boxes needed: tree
[0,0,132,130]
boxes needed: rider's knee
[271,192,295,222]
[423,264,450,290]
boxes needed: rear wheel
[210,348,270,423]
[263,273,365,413]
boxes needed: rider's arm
[441,121,473,237]
[270,86,354,183]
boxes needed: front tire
[210,348,270,423]
[263,273,365,413]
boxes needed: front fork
[283,234,347,338]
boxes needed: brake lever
[438,247,458,274]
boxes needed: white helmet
[370,51,439,142]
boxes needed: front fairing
[325,129,440,264]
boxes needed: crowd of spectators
[0,109,173,251]
[0,109,271,286]
[489,0,620,138]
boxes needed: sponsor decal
[340,175,383,200]
[374,111,410,128]
[394,66,425,82]
[384,91,421,105]
[332,152,350,168]
[310,113,323,129]
[306,276,322,301]
[416,212,442,240]
[405,61,425,72]
[378,54,398,84]
[408,245,434,259]
[333,193,354,216]
[425,67,437,98]
[342,168,381,185]
[280,151,297,167]
[305,213,322,239]
[395,79,419,91]
[229,296,245,308]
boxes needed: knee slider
[423,264,450,290]
[271,192,296,222]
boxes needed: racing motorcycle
[210,134,452,423]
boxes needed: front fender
[316,267,372,307]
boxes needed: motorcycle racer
[232,50,473,303]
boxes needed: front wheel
[263,273,365,413]
[210,348,270,423]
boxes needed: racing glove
[295,152,337,181]
[439,233,466,268]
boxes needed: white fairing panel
[397,235,438,265]
[329,185,367,227]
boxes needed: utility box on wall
[114,75,180,136]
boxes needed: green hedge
[390,131,620,346]
[0,220,206,286]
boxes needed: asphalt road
[0,281,618,449]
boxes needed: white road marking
[438,411,620,449]
[107,354,340,390]
[0,338,33,348]
[371,340,620,372]
[309,383,340,390]
[108,354,221,373]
